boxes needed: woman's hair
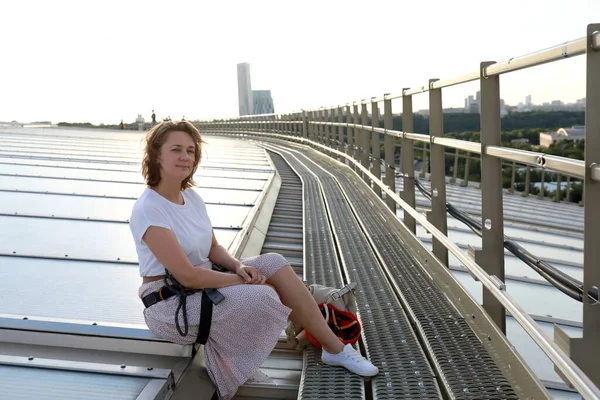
[142,120,205,190]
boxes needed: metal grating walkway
[266,149,366,399]
[304,148,520,399]
[261,154,304,276]
[265,144,443,399]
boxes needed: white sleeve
[130,204,172,245]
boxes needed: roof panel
[452,265,583,322]
[0,256,145,325]
[0,365,151,400]
[0,174,266,194]
[0,192,252,228]
[0,216,239,262]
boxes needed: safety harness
[141,267,224,345]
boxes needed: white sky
[0,0,598,124]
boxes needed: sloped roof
[0,126,274,398]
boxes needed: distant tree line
[387,110,585,137]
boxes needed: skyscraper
[237,63,253,116]
[252,90,275,114]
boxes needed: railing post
[461,152,471,186]
[478,61,506,333]
[332,107,338,153]
[371,98,382,198]
[555,173,562,202]
[523,165,531,196]
[427,79,449,267]
[420,144,428,178]
[510,161,516,193]
[319,108,325,145]
[353,102,360,174]
[383,94,396,212]
[346,104,353,160]
[325,108,331,151]
[360,101,370,185]
[329,107,335,151]
[554,23,600,390]
[302,111,308,139]
[338,105,344,157]
[308,111,314,141]
[452,149,459,183]
[401,89,416,234]
[326,108,332,149]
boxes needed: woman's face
[157,130,196,183]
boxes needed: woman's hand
[236,264,267,284]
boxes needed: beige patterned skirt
[138,253,292,400]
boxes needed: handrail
[204,120,594,179]
[201,128,600,400]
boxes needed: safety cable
[414,179,598,304]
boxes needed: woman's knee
[252,252,288,269]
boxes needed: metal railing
[197,24,600,399]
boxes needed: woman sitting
[130,121,378,400]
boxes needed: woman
[130,121,378,400]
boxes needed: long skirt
[138,253,292,400]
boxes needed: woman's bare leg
[267,265,344,354]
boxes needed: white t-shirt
[129,187,213,277]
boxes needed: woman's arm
[207,231,242,273]
[143,226,244,289]
[208,231,265,284]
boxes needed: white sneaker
[245,369,277,385]
[321,344,379,377]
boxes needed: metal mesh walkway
[266,144,443,399]
[267,149,365,400]
[303,149,520,399]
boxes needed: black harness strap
[142,266,226,344]
[196,290,213,345]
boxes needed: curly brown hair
[141,121,205,190]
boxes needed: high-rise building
[252,90,275,114]
[237,63,253,116]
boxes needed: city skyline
[0,0,598,125]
